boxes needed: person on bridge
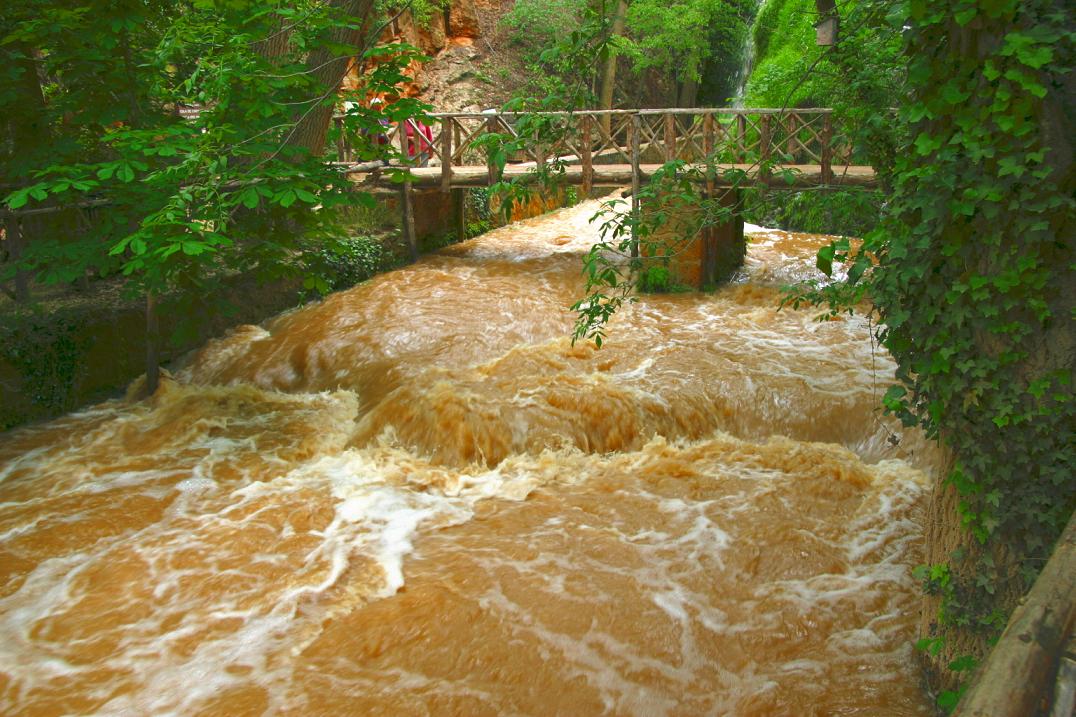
[405,119,435,167]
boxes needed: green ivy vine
[788,0,1073,704]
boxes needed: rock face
[447,0,480,38]
[342,1,522,113]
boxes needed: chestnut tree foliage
[1,0,426,334]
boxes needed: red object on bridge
[406,121,435,162]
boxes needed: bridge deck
[349,162,877,190]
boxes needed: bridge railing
[332,108,859,185]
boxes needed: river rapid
[0,199,941,715]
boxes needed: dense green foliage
[502,0,755,107]
[2,0,426,333]
[785,0,1073,704]
[745,189,883,236]
[742,0,908,234]
[876,0,1072,623]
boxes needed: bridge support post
[453,188,466,242]
[640,186,744,291]
[705,189,745,287]
[399,185,418,262]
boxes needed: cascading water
[0,199,940,715]
[731,0,766,107]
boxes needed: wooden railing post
[820,113,833,185]
[703,112,715,161]
[581,114,594,196]
[664,112,676,163]
[630,112,641,258]
[786,112,799,161]
[759,114,772,183]
[440,117,452,192]
[760,115,772,164]
[486,114,498,186]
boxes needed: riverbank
[0,186,575,432]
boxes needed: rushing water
[0,200,941,715]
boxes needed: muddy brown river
[0,199,940,715]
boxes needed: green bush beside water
[745,189,884,237]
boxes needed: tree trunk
[5,41,50,303]
[598,0,628,135]
[677,56,700,108]
[286,0,378,158]
[253,14,293,61]
[4,216,30,303]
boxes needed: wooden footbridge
[337,107,878,193]
[335,107,877,269]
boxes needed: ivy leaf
[914,132,943,155]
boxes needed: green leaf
[6,189,30,209]
[937,691,960,711]
[914,132,943,155]
[816,244,835,276]
[239,187,260,209]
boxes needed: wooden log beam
[352,163,878,189]
[410,107,839,120]
[956,513,1076,717]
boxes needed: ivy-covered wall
[769,0,1072,706]
[780,0,1075,706]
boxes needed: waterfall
[731,0,766,107]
